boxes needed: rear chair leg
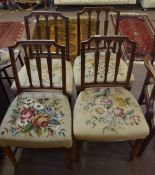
[138,131,155,156]
[3,146,17,166]
[66,148,73,169]
[129,139,143,161]
[76,140,82,162]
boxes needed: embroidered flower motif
[95,107,104,114]
[34,103,44,110]
[83,88,142,134]
[81,91,92,101]
[20,108,35,120]
[114,107,125,118]
[130,115,140,125]
[17,118,28,127]
[32,114,50,127]
[114,97,127,107]
[102,98,113,109]
[24,98,34,105]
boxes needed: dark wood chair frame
[24,11,70,61]
[138,54,155,156]
[75,35,145,161]
[2,40,72,168]
[0,52,23,103]
[138,35,155,105]
[77,6,120,56]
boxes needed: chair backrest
[77,7,120,55]
[9,40,67,95]
[80,35,136,90]
[24,11,69,59]
[144,54,155,122]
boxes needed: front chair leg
[129,139,143,161]
[66,148,73,169]
[3,146,17,166]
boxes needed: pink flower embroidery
[20,108,35,120]
[102,98,113,108]
[114,107,125,118]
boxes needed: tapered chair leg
[76,140,82,162]
[3,69,12,86]
[129,139,143,161]
[0,74,10,103]
[138,131,155,156]
[66,148,73,169]
[3,146,17,166]
[138,87,145,105]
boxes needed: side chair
[0,40,73,168]
[73,35,149,161]
[138,54,155,156]
[11,11,73,98]
[74,7,134,92]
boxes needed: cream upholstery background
[139,0,155,8]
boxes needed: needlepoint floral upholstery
[73,52,135,87]
[0,92,72,148]
[11,58,73,95]
[73,87,149,141]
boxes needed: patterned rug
[111,14,155,61]
[0,21,25,49]
[32,17,96,62]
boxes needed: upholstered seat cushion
[11,59,73,95]
[0,91,72,148]
[73,52,135,88]
[73,87,149,141]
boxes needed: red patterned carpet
[0,21,25,48]
[111,15,155,61]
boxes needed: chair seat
[11,59,73,95]
[73,87,149,141]
[0,91,72,148]
[73,52,135,88]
